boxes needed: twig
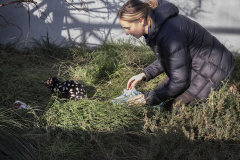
[65,0,88,12]
[0,14,23,38]
[0,0,37,8]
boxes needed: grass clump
[0,108,37,160]
[0,37,240,159]
[44,98,140,131]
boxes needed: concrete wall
[169,0,240,53]
[0,0,240,52]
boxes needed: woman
[118,0,236,109]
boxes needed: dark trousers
[157,76,197,110]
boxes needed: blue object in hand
[111,88,164,108]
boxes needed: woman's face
[119,19,147,39]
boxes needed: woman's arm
[144,32,190,106]
[142,59,165,82]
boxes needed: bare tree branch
[65,0,88,12]
[0,14,23,38]
[0,0,37,8]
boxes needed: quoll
[44,77,86,100]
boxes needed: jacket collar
[145,0,179,45]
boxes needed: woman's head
[117,0,158,27]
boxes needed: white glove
[127,73,146,90]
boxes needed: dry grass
[0,39,240,159]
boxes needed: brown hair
[117,0,158,27]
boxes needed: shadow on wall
[58,0,126,46]
[0,0,125,48]
[0,0,240,48]
[169,0,240,38]
[206,27,240,35]
[168,0,206,18]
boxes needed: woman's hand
[127,73,146,90]
[127,94,146,106]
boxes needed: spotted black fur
[44,77,86,100]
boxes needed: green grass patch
[0,38,240,159]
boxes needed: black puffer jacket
[142,0,236,106]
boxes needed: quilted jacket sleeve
[144,32,190,106]
[142,60,165,82]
